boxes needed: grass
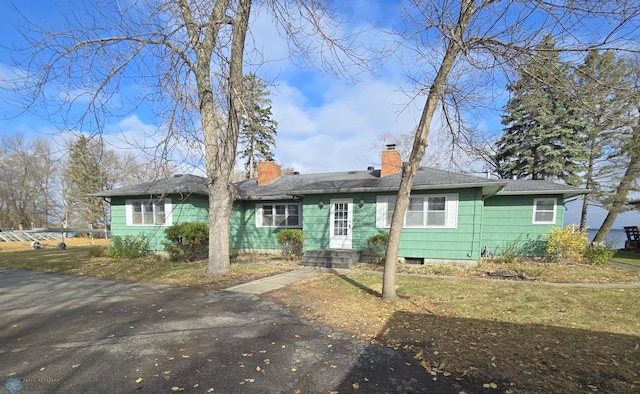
[266,273,640,394]
[0,240,291,290]
[612,250,640,267]
[2,239,639,392]
[350,256,640,284]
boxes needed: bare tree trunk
[382,0,474,299]
[201,0,252,275]
[593,155,640,243]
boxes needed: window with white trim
[376,194,458,228]
[125,199,172,226]
[533,198,556,224]
[256,203,301,228]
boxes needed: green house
[94,147,587,264]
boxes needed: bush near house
[363,230,389,264]
[163,222,209,261]
[545,225,588,261]
[275,229,304,259]
[108,235,149,259]
[584,242,616,265]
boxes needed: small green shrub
[363,230,390,264]
[583,243,616,265]
[545,225,588,261]
[163,222,209,261]
[494,238,523,264]
[108,235,149,259]
[89,245,108,258]
[275,229,305,259]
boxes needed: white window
[125,199,172,226]
[256,203,301,228]
[376,194,458,228]
[533,198,556,224]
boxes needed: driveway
[0,268,462,393]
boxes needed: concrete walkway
[225,267,329,294]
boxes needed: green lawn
[612,250,640,267]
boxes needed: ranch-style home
[94,146,588,265]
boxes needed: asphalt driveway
[0,268,462,393]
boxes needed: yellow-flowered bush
[545,225,588,261]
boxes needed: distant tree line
[0,134,170,231]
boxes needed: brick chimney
[257,161,282,185]
[380,144,402,177]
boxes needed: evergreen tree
[495,34,586,185]
[574,50,631,229]
[239,73,278,179]
[65,136,109,227]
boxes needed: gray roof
[92,174,208,197]
[94,168,589,200]
[234,167,507,200]
[500,180,588,198]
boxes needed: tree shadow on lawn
[335,309,640,394]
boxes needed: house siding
[229,189,485,261]
[481,194,564,257]
[395,188,483,261]
[229,199,303,251]
[110,194,208,251]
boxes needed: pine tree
[65,136,109,227]
[239,73,278,179]
[495,34,586,185]
[574,50,631,229]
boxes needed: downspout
[478,185,507,259]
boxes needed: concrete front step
[300,249,361,268]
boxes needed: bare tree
[593,56,640,242]
[6,0,366,274]
[382,0,640,298]
[0,135,57,229]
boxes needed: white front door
[329,198,352,249]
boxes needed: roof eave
[499,190,590,198]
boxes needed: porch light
[359,199,365,208]
[318,200,324,209]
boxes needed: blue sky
[0,0,639,229]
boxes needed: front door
[329,198,352,249]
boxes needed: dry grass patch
[0,244,290,290]
[0,237,109,252]
[266,272,640,394]
[351,258,640,284]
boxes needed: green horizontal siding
[481,195,564,257]
[229,200,303,251]
[109,188,564,261]
[396,189,482,260]
[110,195,208,251]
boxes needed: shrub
[163,222,209,261]
[88,245,108,258]
[363,230,390,264]
[108,235,149,259]
[583,243,616,265]
[545,225,588,261]
[275,229,305,259]
[493,238,523,264]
